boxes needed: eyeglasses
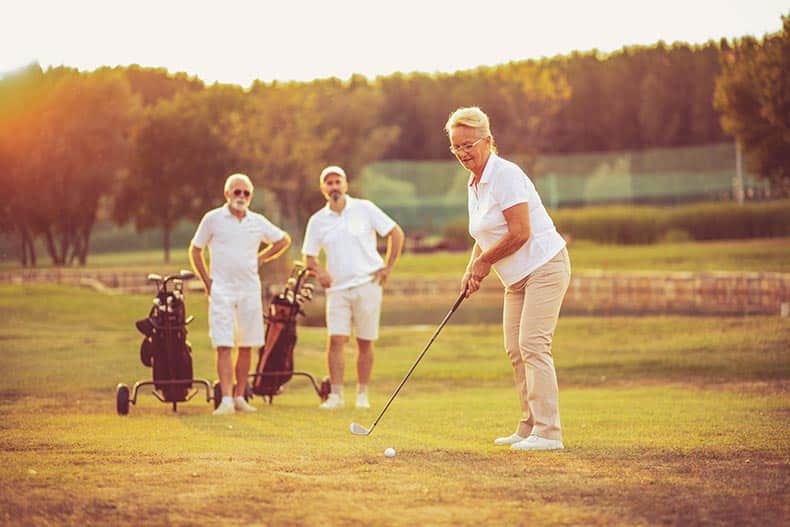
[233,189,251,197]
[449,137,486,156]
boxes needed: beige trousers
[503,247,570,441]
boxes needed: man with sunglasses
[302,166,404,410]
[190,173,291,416]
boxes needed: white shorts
[208,290,264,348]
[325,281,383,340]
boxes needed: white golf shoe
[494,433,526,446]
[355,393,370,409]
[234,398,257,413]
[212,401,235,416]
[319,393,344,410]
[510,435,564,451]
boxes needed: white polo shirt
[302,195,397,292]
[468,152,566,287]
[191,205,286,293]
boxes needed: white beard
[230,199,248,212]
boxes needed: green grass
[3,237,789,275]
[395,238,790,275]
[0,284,788,526]
[568,237,790,272]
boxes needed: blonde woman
[446,107,571,451]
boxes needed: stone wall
[385,272,790,316]
[563,271,789,316]
[1,269,788,316]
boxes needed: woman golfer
[446,106,571,451]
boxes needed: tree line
[0,14,787,266]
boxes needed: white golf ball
[384,447,396,458]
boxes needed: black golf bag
[250,262,330,403]
[116,270,213,415]
[135,271,196,402]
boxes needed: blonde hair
[444,106,497,153]
[224,173,253,193]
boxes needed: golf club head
[349,422,370,436]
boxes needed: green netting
[360,142,770,232]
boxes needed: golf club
[350,289,466,436]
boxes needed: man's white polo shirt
[468,152,566,287]
[302,195,396,292]
[191,205,285,293]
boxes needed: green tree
[0,64,43,266]
[0,65,140,266]
[714,14,790,196]
[689,43,727,144]
[234,77,399,235]
[377,63,568,161]
[115,65,203,106]
[42,68,140,265]
[115,85,244,262]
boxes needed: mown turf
[395,237,790,275]
[2,237,789,274]
[0,284,788,526]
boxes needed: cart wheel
[116,384,130,415]
[139,337,154,367]
[212,381,222,409]
[319,377,331,401]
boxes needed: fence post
[734,140,744,205]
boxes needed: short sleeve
[364,201,397,236]
[258,215,286,244]
[191,212,213,249]
[301,216,321,256]
[492,165,530,212]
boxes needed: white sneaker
[355,393,370,409]
[319,393,344,410]
[494,433,526,446]
[234,398,257,413]
[212,401,235,416]
[510,434,564,451]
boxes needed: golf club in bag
[116,270,213,414]
[350,289,466,436]
[233,261,331,406]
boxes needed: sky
[1,0,787,87]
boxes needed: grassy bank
[2,237,789,275]
[396,237,790,275]
[552,200,790,244]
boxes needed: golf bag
[135,271,195,402]
[250,262,330,402]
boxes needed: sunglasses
[232,189,251,197]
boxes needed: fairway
[1,284,788,526]
[2,237,790,275]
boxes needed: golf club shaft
[364,290,466,434]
